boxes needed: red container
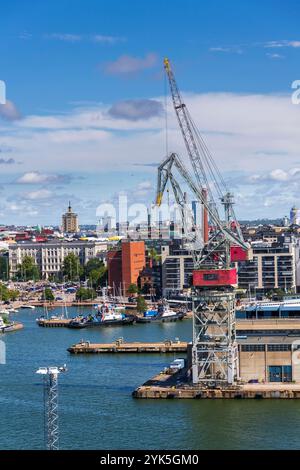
[230,246,249,262]
[193,268,237,287]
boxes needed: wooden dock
[133,370,300,399]
[68,339,188,354]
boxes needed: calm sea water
[1,307,300,450]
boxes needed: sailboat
[36,289,69,326]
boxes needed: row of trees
[13,254,107,288]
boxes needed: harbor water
[1,307,300,450]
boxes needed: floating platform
[68,339,188,354]
[133,369,300,399]
[37,318,71,327]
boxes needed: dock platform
[133,369,300,399]
[68,339,188,354]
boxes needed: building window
[267,344,291,352]
[241,344,265,352]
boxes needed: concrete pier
[133,369,300,399]
[68,339,188,354]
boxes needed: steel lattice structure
[36,365,67,450]
[192,291,238,384]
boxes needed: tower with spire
[62,201,79,233]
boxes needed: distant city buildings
[62,202,79,233]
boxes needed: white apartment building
[9,240,107,279]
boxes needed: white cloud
[92,35,125,44]
[104,53,157,75]
[264,40,300,48]
[45,33,82,42]
[16,171,71,184]
[2,91,300,219]
[210,46,243,54]
[266,53,284,59]
[108,99,163,121]
[24,189,53,200]
[45,33,125,44]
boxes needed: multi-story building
[107,240,146,295]
[238,240,297,293]
[9,240,107,279]
[62,202,79,233]
[161,246,193,296]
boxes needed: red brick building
[108,240,145,295]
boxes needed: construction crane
[158,58,251,386]
[36,365,67,450]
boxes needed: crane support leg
[192,291,239,385]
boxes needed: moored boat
[136,303,185,323]
[68,303,135,329]
[0,316,23,333]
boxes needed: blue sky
[0,0,300,224]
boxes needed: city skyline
[0,0,300,224]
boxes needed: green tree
[148,247,160,263]
[76,287,96,301]
[42,288,55,302]
[0,283,10,302]
[85,258,104,276]
[2,314,9,324]
[84,258,107,288]
[8,289,19,301]
[128,283,138,295]
[17,255,40,281]
[62,253,83,281]
[136,295,147,314]
[0,284,19,302]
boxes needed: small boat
[0,316,18,333]
[20,305,36,309]
[68,303,135,329]
[136,303,185,323]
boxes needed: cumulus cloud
[16,171,72,184]
[108,99,163,121]
[104,53,157,75]
[249,168,300,184]
[0,100,21,121]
